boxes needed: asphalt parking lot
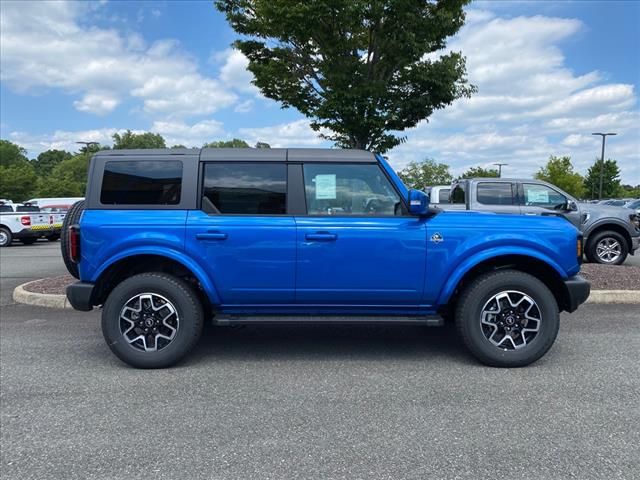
[1,241,639,480]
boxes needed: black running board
[213,315,444,327]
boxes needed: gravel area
[20,265,640,296]
[22,274,75,294]
[581,263,640,290]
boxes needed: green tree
[33,149,73,176]
[203,138,251,148]
[39,153,92,197]
[0,139,29,167]
[0,162,38,202]
[170,144,187,149]
[398,159,452,191]
[113,130,166,149]
[0,140,38,201]
[534,155,584,199]
[215,0,475,152]
[584,158,623,200]
[621,184,640,198]
[255,142,271,148]
[460,166,499,178]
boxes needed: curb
[12,280,73,310]
[586,290,640,304]
[11,280,640,310]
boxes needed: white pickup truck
[0,202,63,247]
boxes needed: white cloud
[73,92,120,115]
[151,119,225,147]
[239,120,328,148]
[0,0,237,118]
[390,9,640,185]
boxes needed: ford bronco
[65,148,590,368]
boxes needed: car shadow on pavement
[183,321,475,367]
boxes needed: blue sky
[1,0,639,184]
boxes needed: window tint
[101,161,182,205]
[477,182,514,205]
[303,163,401,216]
[202,163,286,214]
[438,189,450,203]
[522,183,566,209]
[450,184,466,204]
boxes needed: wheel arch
[440,253,574,313]
[585,222,632,252]
[91,252,220,308]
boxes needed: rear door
[185,159,296,305]
[293,161,427,306]
[473,181,520,214]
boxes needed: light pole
[493,163,508,178]
[591,133,616,200]
[76,141,99,153]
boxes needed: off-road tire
[60,200,85,278]
[102,273,204,369]
[455,270,559,367]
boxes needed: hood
[578,203,636,218]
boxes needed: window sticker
[527,188,549,203]
[315,174,337,199]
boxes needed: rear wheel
[586,230,628,265]
[455,270,559,367]
[102,273,204,369]
[0,227,12,247]
[60,200,85,279]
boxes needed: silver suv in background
[446,178,640,265]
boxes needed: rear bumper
[562,275,591,313]
[66,282,94,311]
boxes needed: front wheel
[585,231,628,265]
[455,270,559,367]
[102,273,204,369]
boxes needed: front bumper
[66,282,95,311]
[562,275,591,313]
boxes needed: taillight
[20,216,31,226]
[69,225,80,263]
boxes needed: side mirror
[567,200,578,211]
[408,189,429,216]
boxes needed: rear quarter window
[477,182,514,205]
[100,161,183,205]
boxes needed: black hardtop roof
[94,148,376,163]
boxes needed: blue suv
[65,148,590,368]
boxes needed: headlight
[631,214,640,230]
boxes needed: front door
[519,182,581,228]
[294,162,427,306]
[185,162,296,305]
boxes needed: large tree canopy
[398,159,452,191]
[215,0,475,152]
[584,158,623,200]
[534,155,584,199]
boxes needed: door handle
[305,232,338,241]
[196,232,228,241]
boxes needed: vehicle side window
[522,183,566,209]
[450,184,466,204]
[477,182,514,205]
[438,189,450,203]
[202,163,286,214]
[101,161,182,205]
[302,163,401,216]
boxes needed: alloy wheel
[119,293,179,352]
[595,237,622,263]
[480,290,541,350]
